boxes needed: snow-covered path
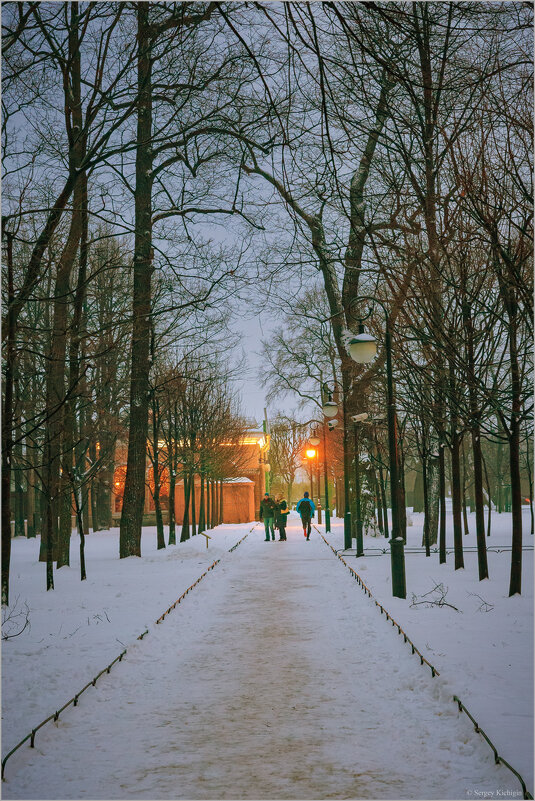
[4,520,522,800]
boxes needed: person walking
[275,498,290,541]
[259,492,277,541]
[296,491,315,540]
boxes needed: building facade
[112,428,270,526]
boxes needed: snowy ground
[1,509,532,800]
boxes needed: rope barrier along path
[2,523,257,782]
[316,526,439,677]
[453,697,533,800]
[1,648,127,781]
[156,524,256,623]
[317,527,533,801]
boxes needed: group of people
[259,491,316,541]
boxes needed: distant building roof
[223,477,254,484]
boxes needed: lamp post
[316,448,321,522]
[352,412,368,557]
[305,448,316,498]
[348,298,406,599]
[320,384,336,533]
[309,429,322,523]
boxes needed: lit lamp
[307,438,322,522]
[305,448,316,499]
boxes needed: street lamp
[305,448,316,498]
[322,400,338,418]
[309,430,322,522]
[348,299,406,599]
[322,386,352,547]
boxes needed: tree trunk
[168,468,176,545]
[461,437,470,536]
[198,471,205,533]
[425,456,439,547]
[398,428,407,541]
[77,362,90,538]
[180,475,191,542]
[57,484,72,568]
[13,431,25,537]
[190,470,197,537]
[526,439,534,536]
[374,470,383,534]
[151,396,165,551]
[153,458,165,550]
[507,295,523,595]
[26,467,35,539]
[72,485,87,582]
[211,480,216,528]
[379,464,388,539]
[463,298,489,580]
[119,4,154,559]
[43,3,86,580]
[482,452,492,537]
[90,474,99,532]
[438,447,446,563]
[422,458,430,555]
[219,479,224,525]
[2,230,15,604]
[449,359,464,569]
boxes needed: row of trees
[147,357,252,551]
[2,2,267,601]
[2,3,532,602]
[253,4,532,595]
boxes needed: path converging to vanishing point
[4,518,518,800]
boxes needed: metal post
[322,415,331,533]
[354,422,364,556]
[342,376,352,550]
[316,451,322,523]
[386,324,406,598]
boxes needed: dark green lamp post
[348,301,406,599]
[309,429,322,525]
[352,412,368,557]
[320,386,337,536]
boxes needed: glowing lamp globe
[306,449,317,459]
[349,333,377,364]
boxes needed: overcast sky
[231,308,273,426]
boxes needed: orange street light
[305,448,316,459]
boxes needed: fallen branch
[410,582,461,612]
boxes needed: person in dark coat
[275,498,290,541]
[296,491,315,540]
[259,492,277,540]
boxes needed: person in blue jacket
[296,491,315,540]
